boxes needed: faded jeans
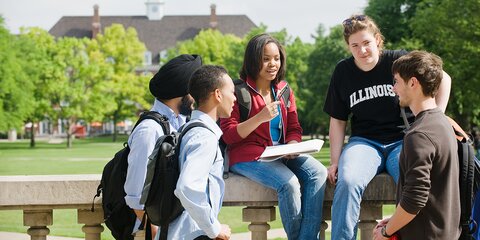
[231,154,327,240]
[331,136,402,240]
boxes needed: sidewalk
[0,229,287,240]
[0,232,80,240]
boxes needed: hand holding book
[259,139,324,162]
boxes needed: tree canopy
[1,0,479,143]
[0,18,35,132]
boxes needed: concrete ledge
[0,173,395,210]
[0,175,101,210]
[0,173,396,240]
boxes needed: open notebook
[259,139,324,162]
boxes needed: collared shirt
[124,99,187,210]
[159,110,224,240]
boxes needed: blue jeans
[331,136,402,240]
[231,155,327,240]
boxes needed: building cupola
[145,0,165,20]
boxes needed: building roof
[49,15,256,63]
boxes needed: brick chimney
[92,4,101,38]
[209,4,218,29]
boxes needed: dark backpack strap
[234,79,251,122]
[160,223,168,240]
[220,137,230,179]
[177,121,214,151]
[277,80,291,109]
[91,184,102,212]
[145,217,152,240]
[400,107,411,130]
[234,79,291,121]
[137,111,170,135]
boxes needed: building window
[160,50,167,61]
[144,51,152,66]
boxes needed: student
[124,54,202,235]
[323,15,451,239]
[220,33,327,239]
[163,65,234,240]
[372,50,460,240]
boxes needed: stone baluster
[321,203,332,239]
[78,209,104,240]
[320,220,328,240]
[23,210,52,240]
[243,206,276,240]
[358,203,382,240]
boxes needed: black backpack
[140,121,212,240]
[219,79,291,178]
[92,111,169,240]
[447,117,480,240]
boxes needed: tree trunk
[66,119,74,148]
[30,123,36,148]
[112,112,118,142]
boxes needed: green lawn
[0,136,390,239]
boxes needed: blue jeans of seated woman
[231,154,327,240]
[331,136,402,240]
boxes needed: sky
[0,0,368,43]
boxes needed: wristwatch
[381,225,393,238]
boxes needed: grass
[0,136,126,175]
[0,136,391,239]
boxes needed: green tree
[303,25,350,137]
[49,37,115,147]
[96,24,149,142]
[0,18,35,135]
[285,37,313,112]
[18,27,63,147]
[365,0,421,47]
[165,29,243,78]
[410,0,480,126]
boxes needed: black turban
[149,54,202,99]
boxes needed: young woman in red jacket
[220,33,327,240]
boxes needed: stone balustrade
[0,173,395,240]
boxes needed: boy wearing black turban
[124,54,202,237]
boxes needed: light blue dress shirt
[124,99,187,210]
[157,110,225,240]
